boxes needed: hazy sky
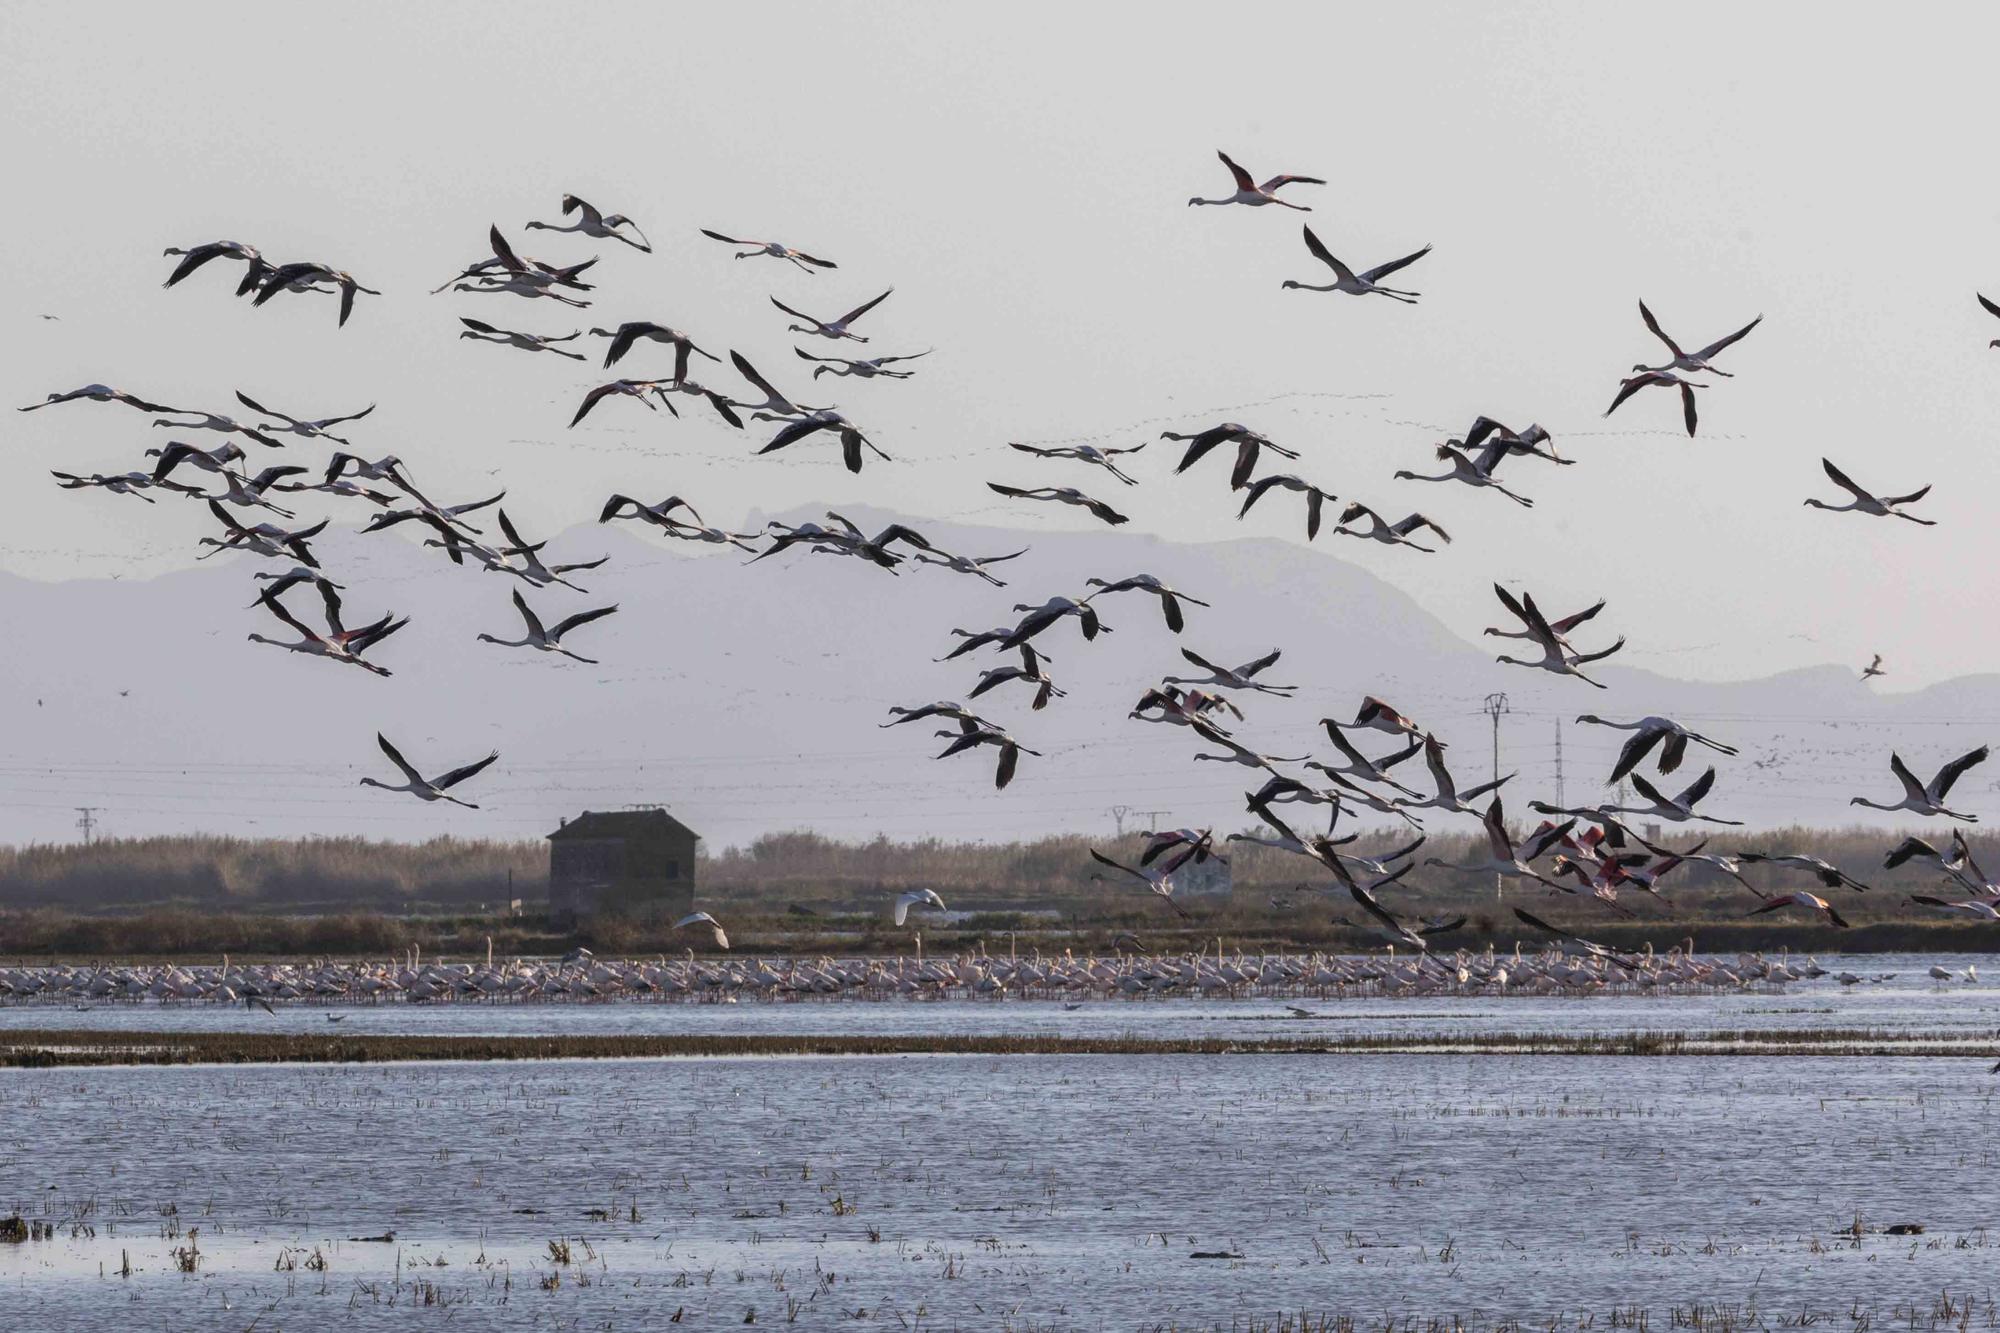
[6,4,2000,844]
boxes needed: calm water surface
[2,1051,1998,1330]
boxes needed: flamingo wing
[1491,582,1533,628]
[1676,766,1718,809]
[1570,636,1625,667]
[350,614,408,655]
[1658,729,1690,775]
[1548,600,1607,634]
[570,382,627,427]
[509,587,546,639]
[488,226,525,272]
[550,604,619,638]
[1396,513,1450,543]
[1627,773,1670,809]
[1082,495,1130,525]
[836,288,893,326]
[1691,314,1762,361]
[1517,591,1563,651]
[1481,796,1513,861]
[313,579,351,636]
[231,389,289,423]
[1299,224,1357,282]
[436,751,500,790]
[763,415,833,452]
[1605,726,1664,784]
[1637,299,1685,358]
[1421,734,1456,801]
[375,733,426,786]
[730,351,784,403]
[1888,751,1930,802]
[1883,836,1942,869]
[1239,648,1282,678]
[255,587,322,643]
[1179,646,1224,676]
[1361,244,1431,283]
[1603,373,1659,416]
[1930,745,1990,801]
[1346,879,1410,940]
[1518,818,1577,863]
[163,243,231,287]
[1088,849,1146,883]
[1820,458,1873,502]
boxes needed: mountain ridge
[4,501,1993,847]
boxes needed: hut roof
[547,809,700,843]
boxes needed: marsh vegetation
[4,826,1997,959]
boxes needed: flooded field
[2,1053,1998,1330]
[4,960,1998,1327]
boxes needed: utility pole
[1553,717,1565,808]
[1482,694,1509,899]
[74,807,99,845]
[1138,809,1170,833]
[1482,693,1510,787]
[1108,805,1131,838]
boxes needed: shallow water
[1,951,1992,1043]
[3,1052,1998,1330]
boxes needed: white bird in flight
[675,912,730,950]
[893,889,947,927]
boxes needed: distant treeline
[0,825,1989,923]
[700,826,1991,921]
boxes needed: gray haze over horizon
[7,3,2000,847]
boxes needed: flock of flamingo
[7,933,1969,1011]
[15,152,2000,979]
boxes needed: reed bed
[6,823,1997,926]
[0,833,539,912]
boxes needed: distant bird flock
[0,933,1924,1010]
[14,157,1993,960]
